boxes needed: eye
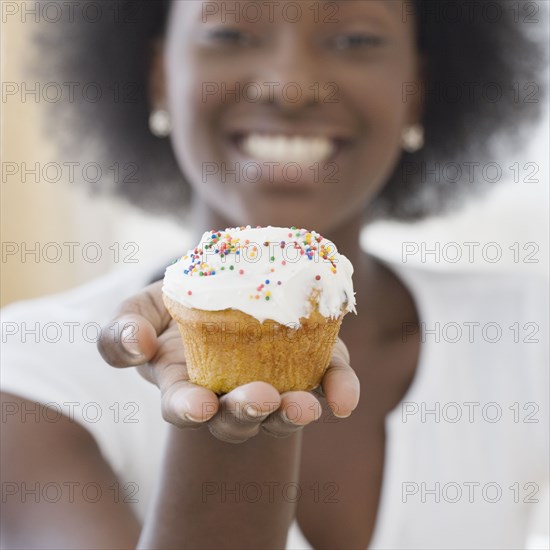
[206,27,254,46]
[331,33,385,51]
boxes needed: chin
[231,205,342,233]
[205,186,360,233]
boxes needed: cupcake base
[163,294,344,394]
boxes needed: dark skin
[298,258,420,548]
[2,1,422,548]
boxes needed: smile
[236,133,341,164]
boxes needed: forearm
[138,424,302,549]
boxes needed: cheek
[165,53,251,221]
[350,62,412,137]
[166,56,224,190]
[338,56,418,184]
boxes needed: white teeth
[241,134,335,163]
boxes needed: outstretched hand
[98,281,360,443]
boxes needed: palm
[99,282,359,443]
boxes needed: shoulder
[2,261,166,325]
[391,261,549,405]
[382,260,549,383]
[385,258,548,322]
[0,261,167,401]
[0,262,170,486]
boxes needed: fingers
[320,338,360,418]
[98,281,171,367]
[159,371,219,428]
[135,321,184,384]
[206,383,323,443]
[207,382,281,443]
[135,323,219,427]
[97,281,221,430]
[261,391,322,438]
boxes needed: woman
[2,1,548,548]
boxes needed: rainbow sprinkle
[179,226,338,302]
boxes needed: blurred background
[2,9,548,307]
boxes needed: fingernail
[184,413,203,423]
[121,326,141,356]
[332,411,352,419]
[244,405,269,418]
[280,410,308,426]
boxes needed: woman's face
[158,0,421,232]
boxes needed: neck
[186,199,413,343]
[186,200,418,373]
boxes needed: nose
[254,33,333,113]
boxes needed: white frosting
[162,226,356,326]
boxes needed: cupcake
[162,226,356,394]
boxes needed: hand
[98,281,360,443]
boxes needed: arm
[139,425,302,549]
[98,282,359,549]
[1,390,301,550]
[2,282,358,549]
[0,392,140,549]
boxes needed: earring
[149,109,172,138]
[401,124,424,153]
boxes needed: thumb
[97,280,171,367]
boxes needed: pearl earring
[401,124,425,153]
[149,109,172,138]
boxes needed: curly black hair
[33,0,546,221]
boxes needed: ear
[148,39,167,110]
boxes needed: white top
[1,253,548,549]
